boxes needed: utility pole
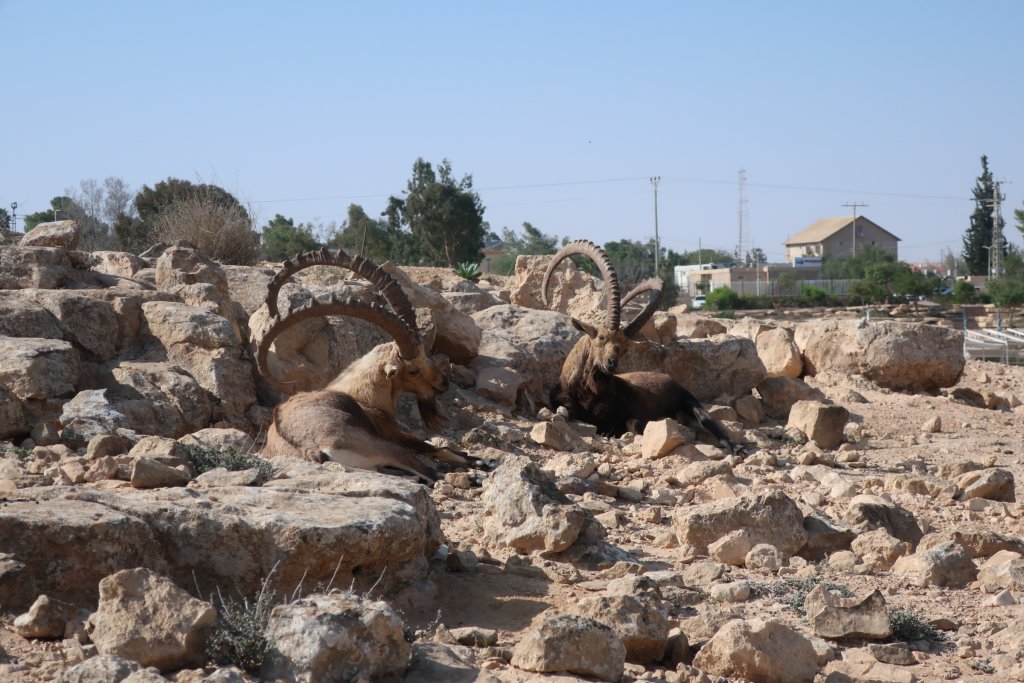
[984,180,1007,279]
[736,169,749,264]
[10,202,17,234]
[842,202,869,256]
[650,176,661,274]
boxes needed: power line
[841,202,869,256]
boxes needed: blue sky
[3,1,1022,264]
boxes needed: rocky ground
[1,224,1023,682]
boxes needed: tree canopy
[261,214,322,261]
[962,155,1004,276]
[386,159,486,267]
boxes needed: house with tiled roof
[783,215,899,266]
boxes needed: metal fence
[687,278,858,298]
[964,328,1024,365]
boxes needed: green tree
[0,207,10,234]
[821,244,895,280]
[261,214,322,261]
[1015,202,1024,239]
[488,222,561,275]
[325,203,417,264]
[386,159,486,267]
[962,155,1004,276]
[117,177,251,254]
[746,247,767,267]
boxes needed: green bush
[889,609,943,642]
[752,577,853,613]
[705,286,740,311]
[207,582,276,673]
[185,445,275,483]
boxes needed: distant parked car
[691,294,706,310]
[935,287,953,296]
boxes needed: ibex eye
[408,367,420,376]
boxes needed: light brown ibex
[543,240,739,451]
[255,248,474,482]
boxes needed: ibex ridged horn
[540,240,622,330]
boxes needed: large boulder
[621,335,767,403]
[0,336,79,401]
[22,290,120,361]
[91,568,216,672]
[262,592,411,683]
[673,490,808,559]
[0,293,63,339]
[141,301,255,424]
[20,220,80,250]
[692,618,818,683]
[381,262,482,363]
[471,305,580,407]
[794,319,965,392]
[511,614,625,682]
[0,246,76,289]
[0,383,27,438]
[509,254,607,322]
[0,465,442,609]
[480,455,586,555]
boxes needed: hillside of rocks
[0,221,1022,682]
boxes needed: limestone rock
[0,246,75,289]
[844,495,923,546]
[481,456,585,554]
[92,568,216,672]
[977,551,1024,593]
[957,468,1016,502]
[0,336,79,400]
[511,614,625,682]
[20,220,79,249]
[892,540,978,587]
[13,594,69,639]
[674,489,807,558]
[382,261,482,363]
[692,618,819,683]
[851,528,911,571]
[756,376,827,420]
[787,400,850,450]
[58,655,142,683]
[262,592,410,683]
[642,418,690,459]
[564,594,669,664]
[22,290,119,361]
[805,586,892,639]
[0,383,27,439]
[794,319,964,392]
[756,326,803,378]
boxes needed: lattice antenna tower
[735,169,750,263]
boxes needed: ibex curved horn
[265,247,419,343]
[256,296,421,392]
[621,277,664,338]
[541,240,622,330]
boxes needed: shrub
[705,286,740,311]
[207,579,276,673]
[752,577,853,613]
[150,195,261,265]
[800,284,830,306]
[889,609,943,642]
[185,445,275,483]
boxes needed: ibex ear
[571,317,598,338]
[384,362,400,378]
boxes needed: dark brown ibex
[543,240,739,451]
[255,248,474,482]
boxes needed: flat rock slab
[0,465,441,610]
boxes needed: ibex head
[257,247,451,428]
[542,240,663,374]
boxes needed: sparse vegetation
[752,577,854,613]
[454,260,482,281]
[889,609,944,642]
[206,577,277,673]
[0,443,32,461]
[184,445,275,483]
